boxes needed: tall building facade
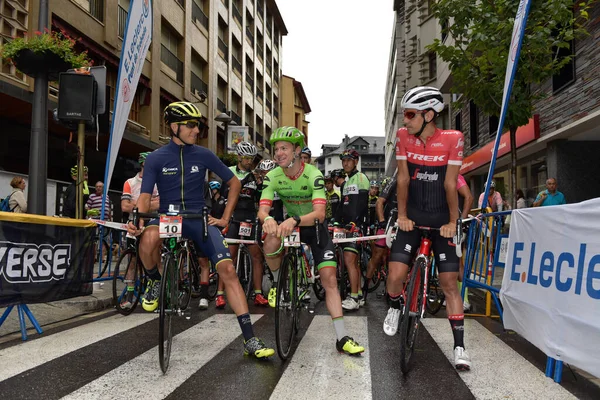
[280,74,310,145]
[0,0,287,192]
[385,1,600,204]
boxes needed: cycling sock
[238,313,254,341]
[200,282,209,299]
[146,267,161,281]
[389,293,403,310]
[254,289,262,295]
[350,292,358,299]
[332,316,347,341]
[464,287,469,303]
[217,291,225,296]
[358,290,363,298]
[449,314,465,348]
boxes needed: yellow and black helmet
[164,102,202,124]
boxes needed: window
[454,113,462,132]
[469,100,478,147]
[328,158,331,165]
[441,18,449,43]
[161,24,183,83]
[489,115,499,137]
[191,50,208,96]
[552,39,575,93]
[428,52,436,80]
[192,0,209,30]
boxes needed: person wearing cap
[324,174,340,224]
[477,181,503,212]
[62,165,89,218]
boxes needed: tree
[428,0,596,207]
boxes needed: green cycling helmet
[269,126,305,148]
[138,151,151,165]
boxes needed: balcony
[257,88,263,103]
[266,19,272,35]
[274,108,279,119]
[217,98,227,112]
[175,0,184,6]
[266,99,271,113]
[245,73,254,91]
[118,5,127,38]
[246,26,254,46]
[218,38,229,61]
[257,2,264,21]
[192,2,209,30]
[161,45,183,84]
[232,56,242,75]
[233,3,242,26]
[266,59,272,75]
[191,72,208,95]
[90,0,104,22]
[231,111,242,125]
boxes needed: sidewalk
[0,282,114,339]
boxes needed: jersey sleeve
[121,180,132,201]
[380,176,397,201]
[259,171,275,208]
[141,152,158,195]
[310,169,326,207]
[206,152,235,182]
[448,131,464,166]
[395,128,408,161]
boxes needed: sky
[276,1,395,157]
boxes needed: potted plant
[0,28,91,80]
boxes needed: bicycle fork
[407,237,432,317]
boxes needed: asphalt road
[0,292,598,400]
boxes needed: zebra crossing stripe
[421,318,576,399]
[0,313,156,383]
[270,316,371,400]
[61,314,264,400]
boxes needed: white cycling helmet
[257,159,277,171]
[401,86,445,113]
[236,141,258,157]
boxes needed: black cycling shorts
[299,224,337,270]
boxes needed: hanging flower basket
[0,29,91,80]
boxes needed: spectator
[478,181,503,212]
[516,189,527,209]
[533,178,566,207]
[86,181,112,220]
[63,165,89,218]
[8,176,27,213]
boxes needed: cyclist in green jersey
[258,126,365,356]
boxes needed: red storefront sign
[460,114,540,174]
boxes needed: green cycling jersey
[259,163,326,217]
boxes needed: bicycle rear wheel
[159,253,177,374]
[399,258,426,374]
[237,246,253,299]
[275,253,297,360]
[426,261,444,315]
[207,262,219,301]
[312,273,326,301]
[96,239,112,277]
[335,246,348,300]
[112,248,144,315]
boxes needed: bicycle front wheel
[159,253,177,374]
[177,250,193,311]
[112,248,144,316]
[335,246,348,300]
[399,258,426,374]
[426,261,444,315]
[96,239,111,277]
[275,253,297,360]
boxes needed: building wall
[280,74,310,143]
[0,0,287,164]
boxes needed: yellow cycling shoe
[142,279,160,312]
[244,337,275,359]
[268,287,277,308]
[336,336,365,356]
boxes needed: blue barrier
[461,209,512,321]
[0,304,43,341]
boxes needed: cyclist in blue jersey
[128,101,274,359]
[300,147,312,164]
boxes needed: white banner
[103,0,152,192]
[500,198,600,378]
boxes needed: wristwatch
[292,215,301,226]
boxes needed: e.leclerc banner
[500,198,600,378]
[103,0,152,194]
[480,0,532,209]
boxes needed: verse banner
[0,213,96,307]
[501,198,600,378]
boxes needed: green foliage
[428,0,596,129]
[218,153,238,166]
[0,28,91,70]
